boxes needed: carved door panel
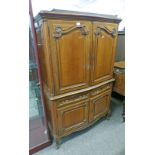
[91,22,118,85]
[48,20,92,95]
[89,90,111,122]
[57,100,89,136]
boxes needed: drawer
[56,92,89,108]
[90,83,112,97]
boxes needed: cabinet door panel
[91,22,118,85]
[48,20,91,94]
[89,90,111,122]
[57,100,89,136]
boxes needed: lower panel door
[89,90,111,122]
[57,100,89,136]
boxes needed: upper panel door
[48,20,91,95]
[91,22,118,85]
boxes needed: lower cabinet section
[46,82,113,147]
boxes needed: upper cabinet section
[91,22,118,85]
[48,20,92,95]
[35,10,121,96]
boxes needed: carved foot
[106,109,111,120]
[55,138,61,149]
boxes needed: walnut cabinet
[35,10,121,148]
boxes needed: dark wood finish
[29,141,51,155]
[35,10,121,148]
[113,73,125,95]
[113,61,125,96]
[113,61,125,122]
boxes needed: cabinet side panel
[37,20,54,96]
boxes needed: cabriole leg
[106,109,111,120]
[55,137,61,149]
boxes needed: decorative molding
[59,83,88,92]
[35,10,122,24]
[48,78,115,101]
[92,95,104,104]
[53,25,89,39]
[91,85,110,96]
[60,95,88,105]
[95,25,117,37]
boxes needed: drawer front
[57,93,89,108]
[89,90,111,122]
[90,83,112,97]
[57,99,89,136]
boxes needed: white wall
[32,0,125,30]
